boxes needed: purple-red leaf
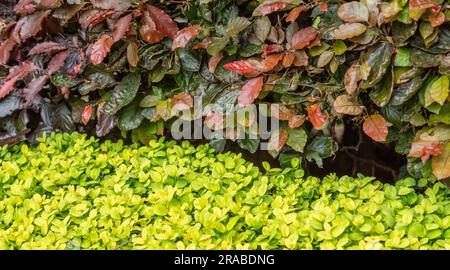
[146,5,178,39]
[0,39,15,65]
[14,0,36,15]
[47,50,69,75]
[19,10,52,42]
[112,14,133,43]
[238,77,264,107]
[0,61,37,99]
[90,35,113,65]
[91,0,132,11]
[79,9,115,29]
[28,41,67,56]
[20,75,48,109]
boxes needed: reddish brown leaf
[0,61,37,99]
[208,53,223,73]
[288,114,305,128]
[14,0,36,15]
[293,50,309,67]
[290,27,317,50]
[253,2,288,16]
[1,21,17,40]
[237,76,264,107]
[139,24,164,44]
[282,52,295,68]
[363,114,388,142]
[306,37,321,48]
[126,41,139,67]
[82,105,93,125]
[11,17,26,44]
[28,41,67,56]
[0,39,15,65]
[19,10,51,42]
[90,35,113,65]
[91,0,132,11]
[422,143,443,163]
[429,12,445,27]
[344,64,361,95]
[262,44,284,56]
[260,53,283,72]
[320,2,328,12]
[112,14,133,42]
[307,103,327,129]
[39,0,61,8]
[409,0,435,10]
[268,128,289,153]
[271,104,297,120]
[79,10,115,29]
[146,5,179,39]
[224,60,257,74]
[47,50,69,75]
[171,92,194,111]
[172,25,201,50]
[20,75,48,109]
[408,131,444,163]
[285,6,305,22]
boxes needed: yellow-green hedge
[0,133,448,250]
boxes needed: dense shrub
[0,0,449,180]
[0,133,448,250]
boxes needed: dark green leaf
[360,42,395,89]
[389,73,427,106]
[369,65,394,107]
[118,100,144,131]
[177,48,201,72]
[237,137,260,153]
[104,73,141,115]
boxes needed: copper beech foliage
[0,0,449,181]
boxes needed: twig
[0,129,31,147]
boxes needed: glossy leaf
[104,73,141,115]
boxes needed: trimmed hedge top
[0,133,449,250]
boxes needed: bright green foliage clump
[0,133,449,250]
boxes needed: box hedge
[0,133,448,250]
